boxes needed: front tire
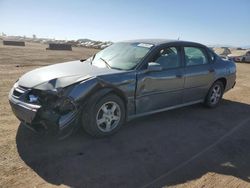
[82,93,125,137]
[204,81,224,108]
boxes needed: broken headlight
[28,94,39,103]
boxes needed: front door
[136,46,184,114]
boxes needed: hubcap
[96,101,121,132]
[210,85,221,105]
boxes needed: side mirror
[147,62,162,72]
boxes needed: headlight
[28,94,39,103]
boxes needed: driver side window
[151,47,180,69]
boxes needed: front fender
[68,72,136,118]
[68,78,101,102]
[68,78,127,104]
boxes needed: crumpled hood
[18,60,120,90]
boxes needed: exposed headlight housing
[28,94,39,103]
[56,97,76,114]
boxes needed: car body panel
[183,63,215,102]
[18,60,121,90]
[136,67,185,114]
[8,39,236,138]
[68,71,137,116]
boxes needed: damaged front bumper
[9,88,80,139]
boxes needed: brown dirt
[1,42,250,188]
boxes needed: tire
[204,81,224,108]
[81,93,125,137]
[242,57,246,63]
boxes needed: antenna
[177,36,180,40]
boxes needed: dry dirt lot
[0,42,250,188]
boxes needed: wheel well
[216,78,227,89]
[103,89,128,119]
[108,90,127,106]
[83,88,128,116]
[90,87,127,107]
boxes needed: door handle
[209,68,215,73]
[176,74,183,78]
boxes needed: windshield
[91,42,154,70]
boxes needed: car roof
[121,39,206,47]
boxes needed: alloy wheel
[210,84,222,105]
[96,101,121,132]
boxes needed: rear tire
[82,93,125,137]
[204,81,224,108]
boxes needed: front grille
[12,86,29,98]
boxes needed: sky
[0,0,249,47]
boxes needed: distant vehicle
[228,50,250,62]
[9,39,236,138]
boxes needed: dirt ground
[1,42,250,188]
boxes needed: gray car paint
[18,60,122,90]
[9,39,236,136]
[65,41,236,118]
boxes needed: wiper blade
[111,67,124,71]
[100,57,112,69]
[90,54,96,65]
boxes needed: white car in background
[228,50,250,62]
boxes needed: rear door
[136,45,185,114]
[183,46,214,103]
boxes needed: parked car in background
[228,50,250,62]
[213,47,231,59]
[9,39,236,138]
